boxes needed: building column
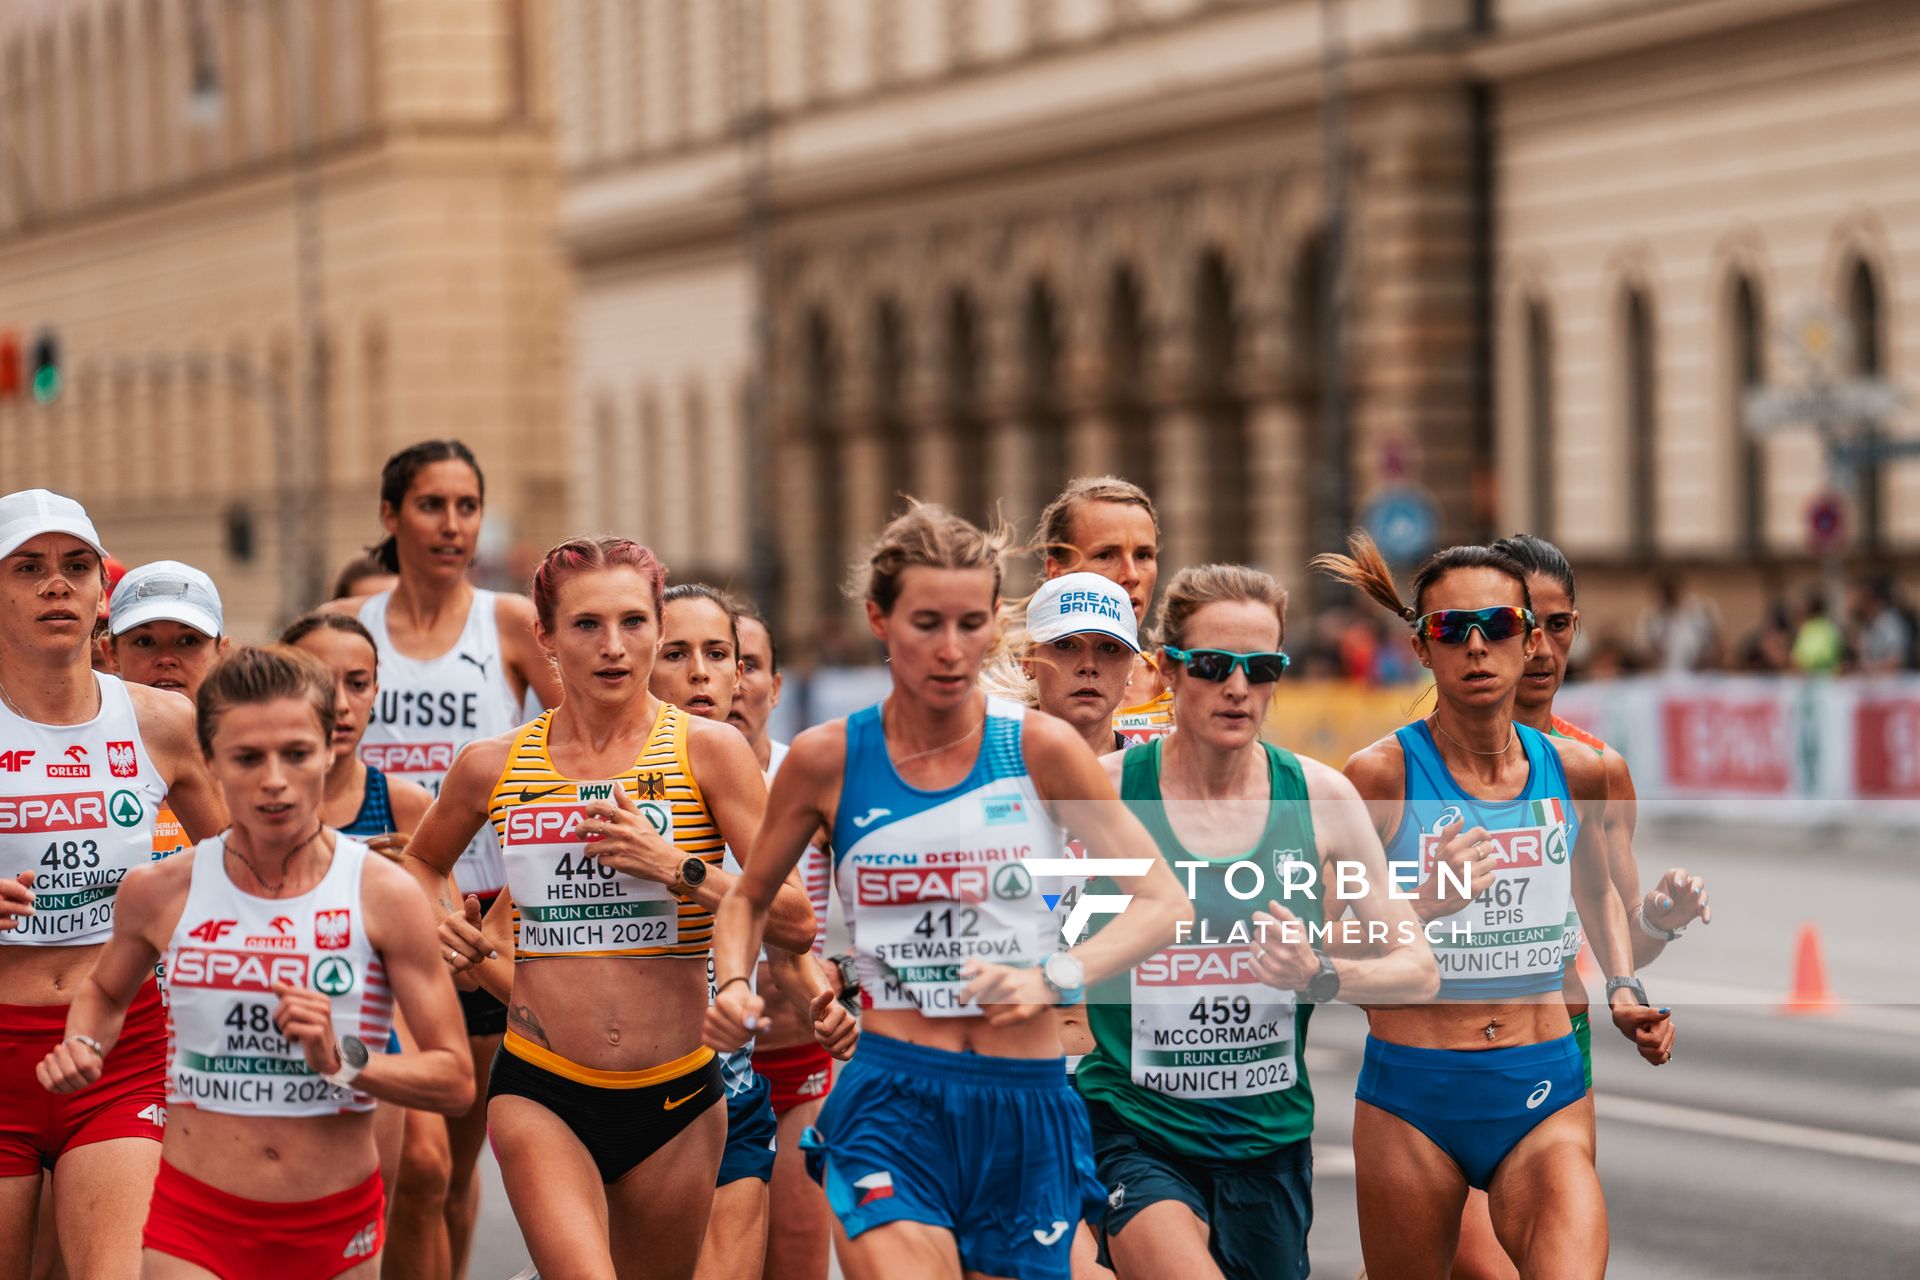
[1243,392,1314,582]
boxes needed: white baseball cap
[109,561,225,638]
[0,489,107,563]
[1027,572,1141,652]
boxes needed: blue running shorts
[717,1072,779,1186]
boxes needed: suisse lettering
[372,689,480,731]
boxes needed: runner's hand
[1645,867,1710,929]
[35,1035,102,1094]
[1413,822,1497,920]
[1249,902,1321,990]
[810,988,859,1060]
[580,785,682,884]
[366,833,409,863]
[0,871,35,931]
[438,894,494,973]
[1609,993,1674,1066]
[706,980,769,1053]
[272,983,344,1076]
[959,959,1053,1026]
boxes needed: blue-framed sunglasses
[1162,646,1291,683]
[1412,606,1537,645]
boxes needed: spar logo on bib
[1135,944,1259,988]
[992,863,1034,900]
[314,956,356,996]
[109,791,144,828]
[1419,827,1551,878]
[360,742,454,775]
[856,864,990,906]
[171,947,310,991]
[0,792,106,833]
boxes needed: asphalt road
[466,823,1920,1278]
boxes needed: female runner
[708,502,1192,1280]
[0,490,227,1277]
[1076,564,1436,1280]
[1034,478,1171,744]
[38,644,472,1277]
[1443,535,1712,1280]
[330,439,561,1279]
[412,537,817,1279]
[1316,534,1673,1279]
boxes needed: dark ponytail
[1489,533,1575,603]
[373,440,484,572]
[1313,530,1533,624]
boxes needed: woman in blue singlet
[707,502,1193,1280]
[1315,533,1675,1280]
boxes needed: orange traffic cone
[1781,922,1835,1014]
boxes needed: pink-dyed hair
[531,536,669,629]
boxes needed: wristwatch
[1605,976,1650,1007]
[324,1035,369,1088]
[1042,952,1086,1006]
[828,951,863,1018]
[1304,951,1342,1004]
[669,856,708,898]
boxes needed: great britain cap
[1026,572,1140,652]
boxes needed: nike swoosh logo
[851,807,891,829]
[517,785,571,804]
[663,1086,706,1111]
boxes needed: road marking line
[1639,978,1920,1037]
[1599,1095,1920,1168]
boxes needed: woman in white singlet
[0,489,227,1277]
[329,438,559,1279]
[38,645,471,1278]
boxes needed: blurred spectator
[1577,629,1631,680]
[1851,575,1916,673]
[1739,597,1796,672]
[1636,574,1721,671]
[1790,589,1846,675]
[331,551,398,601]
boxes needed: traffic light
[29,331,60,405]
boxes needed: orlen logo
[504,804,602,846]
[1419,828,1546,878]
[855,865,989,907]
[245,916,299,951]
[47,745,90,779]
[0,792,106,833]
[0,750,35,771]
[1135,944,1258,988]
[360,742,455,774]
[169,947,310,992]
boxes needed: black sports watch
[670,856,708,897]
[1605,976,1649,1007]
[1304,951,1341,1004]
[828,951,863,1018]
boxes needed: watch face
[681,857,707,886]
[340,1035,369,1069]
[1045,952,1084,990]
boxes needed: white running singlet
[165,835,393,1116]
[0,674,167,947]
[357,588,522,894]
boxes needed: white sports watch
[323,1035,370,1088]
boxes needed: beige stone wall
[0,0,565,639]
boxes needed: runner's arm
[687,719,818,955]
[496,594,563,710]
[308,855,475,1114]
[1602,748,1707,968]
[387,776,435,837]
[405,737,508,966]
[131,684,229,841]
[40,860,180,1092]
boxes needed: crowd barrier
[771,670,1920,826]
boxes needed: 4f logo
[1021,858,1154,944]
[0,750,34,771]
[189,919,237,943]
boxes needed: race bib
[1417,821,1572,983]
[502,780,680,957]
[1129,943,1296,1100]
[852,851,1050,1017]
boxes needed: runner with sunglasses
[1441,535,1712,1280]
[1316,533,1673,1279]
[1035,479,1173,746]
[1076,564,1436,1280]
[707,502,1191,1280]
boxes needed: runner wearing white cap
[0,490,227,1276]
[106,561,231,861]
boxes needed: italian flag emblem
[1530,797,1565,826]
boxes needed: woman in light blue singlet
[706,502,1192,1280]
[1316,533,1676,1280]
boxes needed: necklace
[883,699,984,768]
[227,825,326,894]
[0,671,98,724]
[1431,716,1516,758]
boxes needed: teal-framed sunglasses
[1412,606,1537,645]
[1162,646,1292,683]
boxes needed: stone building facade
[564,0,1916,659]
[0,0,567,636]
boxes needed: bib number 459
[1189,995,1253,1026]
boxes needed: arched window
[1524,299,1554,538]
[945,289,987,525]
[1195,249,1249,562]
[804,309,844,618]
[1845,258,1885,552]
[1106,264,1154,498]
[1729,275,1766,553]
[872,297,912,516]
[1022,279,1068,512]
[1621,286,1657,558]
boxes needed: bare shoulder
[1297,751,1364,804]
[1098,747,1126,789]
[358,844,428,908]
[493,592,538,635]
[1546,731,1606,798]
[115,849,196,927]
[126,682,197,757]
[685,713,760,773]
[387,776,435,833]
[1343,733,1407,801]
[1019,704,1086,759]
[783,719,849,788]
[1601,744,1636,798]
[442,732,516,799]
